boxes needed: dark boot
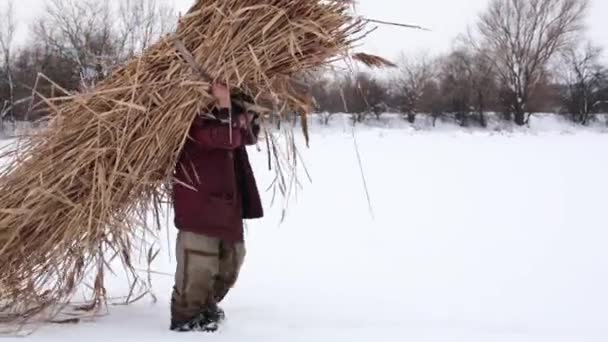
[197,304,225,332]
[170,305,225,333]
[170,317,200,332]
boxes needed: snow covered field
[7,116,608,341]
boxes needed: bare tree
[393,53,435,123]
[117,0,177,58]
[309,71,341,124]
[558,43,606,124]
[31,0,177,90]
[439,47,497,127]
[468,51,497,126]
[599,83,608,115]
[354,72,387,120]
[341,73,368,123]
[32,0,118,90]
[473,0,589,125]
[0,0,17,126]
[9,42,83,121]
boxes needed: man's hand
[211,83,231,109]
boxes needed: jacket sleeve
[190,116,243,150]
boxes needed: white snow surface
[7,115,608,341]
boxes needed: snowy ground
[7,115,608,341]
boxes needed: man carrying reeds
[170,83,263,332]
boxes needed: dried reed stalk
[0,0,382,325]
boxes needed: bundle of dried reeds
[0,0,388,325]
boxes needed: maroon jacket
[172,114,263,242]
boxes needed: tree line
[0,0,177,127]
[1,0,606,130]
[311,0,607,127]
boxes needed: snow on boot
[170,305,226,333]
[197,305,225,332]
[170,317,200,332]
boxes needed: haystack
[0,0,387,324]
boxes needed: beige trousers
[170,231,246,322]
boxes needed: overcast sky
[10,0,608,60]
